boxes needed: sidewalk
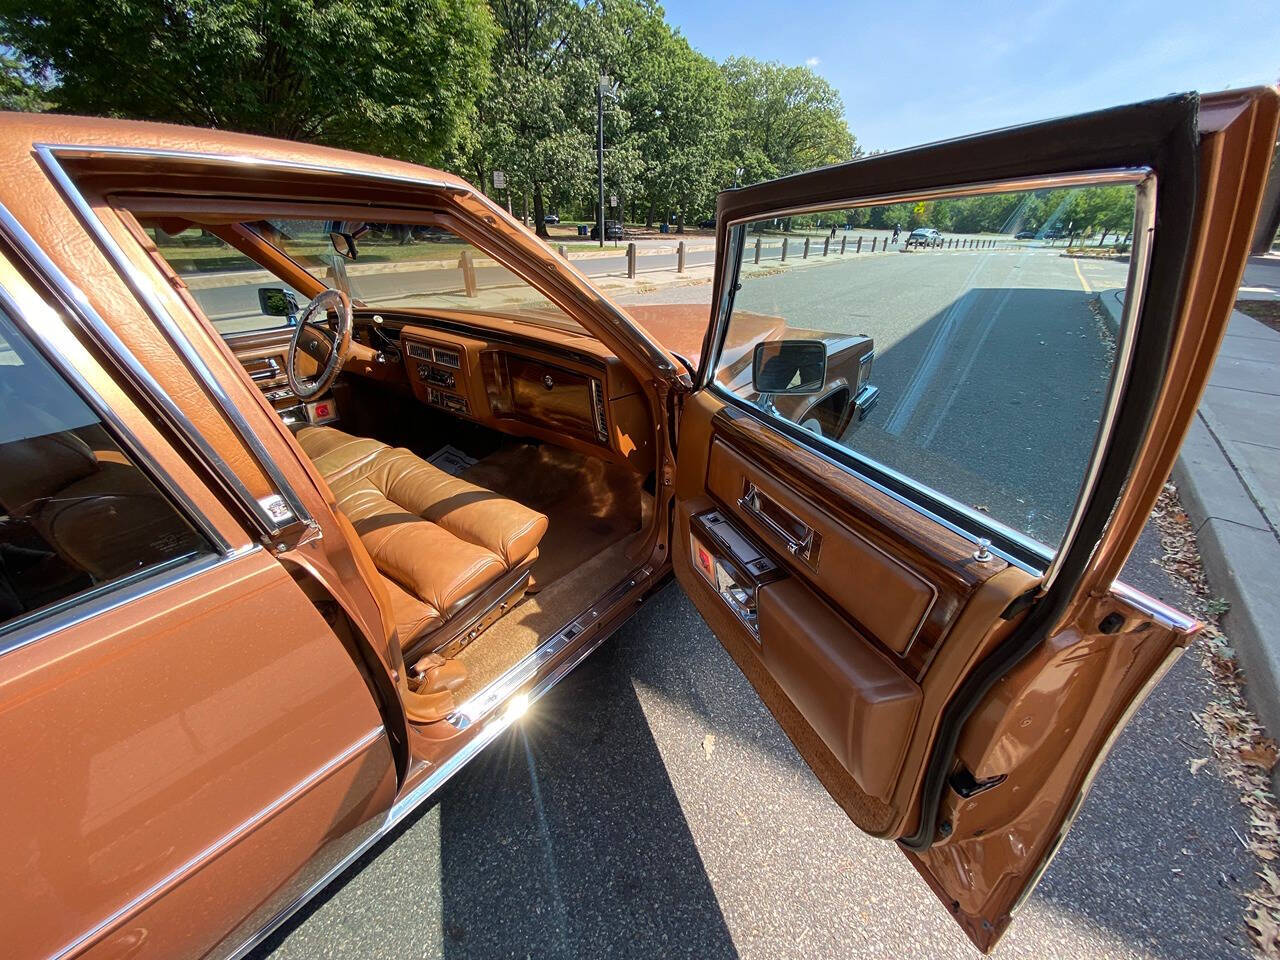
[1173,280,1280,745]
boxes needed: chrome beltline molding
[34,143,313,538]
[224,564,653,960]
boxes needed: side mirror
[258,287,300,322]
[752,339,827,395]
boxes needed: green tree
[0,49,48,111]
[452,0,601,237]
[721,57,855,185]
[0,0,497,164]
[607,5,728,231]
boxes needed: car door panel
[674,88,1279,950]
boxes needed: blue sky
[663,0,1280,152]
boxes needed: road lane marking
[1072,258,1093,294]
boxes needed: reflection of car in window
[1014,229,1037,240]
[716,313,879,440]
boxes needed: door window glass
[714,181,1139,550]
[146,225,312,336]
[0,305,212,631]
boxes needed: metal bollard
[871,237,877,252]
[856,236,862,253]
[823,237,830,256]
[754,237,762,264]
[677,240,686,273]
[626,242,637,279]
[803,237,810,259]
[460,249,477,297]
[840,236,847,255]
[781,237,789,262]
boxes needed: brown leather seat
[297,425,547,646]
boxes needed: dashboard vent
[406,342,432,362]
[432,347,461,369]
[590,378,608,442]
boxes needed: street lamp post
[597,75,618,249]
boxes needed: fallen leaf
[1190,757,1210,775]
[702,733,716,759]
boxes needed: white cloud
[805,56,821,67]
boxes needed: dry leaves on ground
[1152,483,1280,957]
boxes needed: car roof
[0,111,472,194]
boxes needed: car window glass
[254,219,583,334]
[146,225,313,336]
[0,305,213,633]
[715,181,1138,551]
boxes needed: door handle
[737,481,815,559]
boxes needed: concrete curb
[1172,411,1280,747]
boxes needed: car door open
[672,88,1279,950]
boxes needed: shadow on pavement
[437,636,738,959]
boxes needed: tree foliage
[0,0,498,163]
[1,0,863,228]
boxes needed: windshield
[250,219,583,333]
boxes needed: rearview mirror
[258,287,300,322]
[326,220,369,260]
[752,339,827,395]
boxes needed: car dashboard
[351,309,655,475]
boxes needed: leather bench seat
[297,425,547,646]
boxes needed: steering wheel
[286,288,352,400]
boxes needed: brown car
[0,87,1275,959]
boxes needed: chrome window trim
[0,550,253,661]
[0,260,231,555]
[703,167,1156,582]
[710,388,1049,575]
[33,144,312,537]
[37,142,679,380]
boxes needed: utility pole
[597,75,617,249]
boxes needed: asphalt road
[249,250,1254,960]
[249,524,1253,960]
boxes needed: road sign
[492,171,506,189]
[610,194,618,207]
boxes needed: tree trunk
[1097,229,1108,247]
[646,198,655,229]
[676,206,685,234]
[533,184,549,239]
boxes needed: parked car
[589,218,624,240]
[1014,228,1037,239]
[696,217,717,229]
[904,226,943,248]
[543,213,560,224]
[0,87,1274,959]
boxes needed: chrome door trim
[33,144,312,538]
[711,389,1051,575]
[1040,170,1156,592]
[0,549,252,660]
[0,257,231,555]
